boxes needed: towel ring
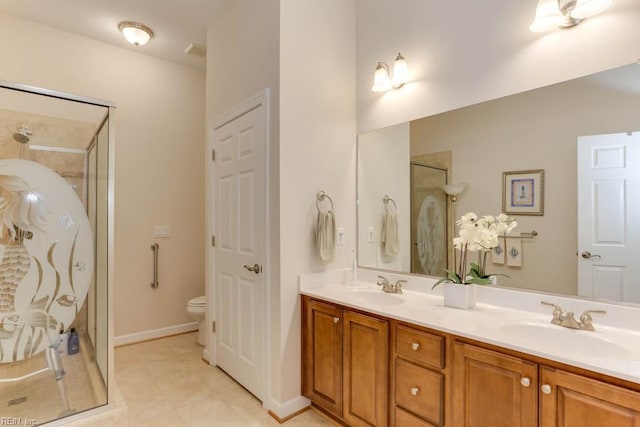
[316,190,334,212]
[383,195,397,212]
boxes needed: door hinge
[211,235,215,247]
[212,321,216,333]
[212,149,216,161]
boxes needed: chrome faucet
[377,276,405,294]
[541,301,607,331]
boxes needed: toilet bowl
[187,296,206,345]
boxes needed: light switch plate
[368,227,375,243]
[154,225,171,238]
[337,227,346,245]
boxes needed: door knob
[410,387,420,396]
[541,384,552,395]
[243,263,262,274]
[520,377,531,387]
[581,251,601,259]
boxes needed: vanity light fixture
[529,0,612,32]
[371,53,410,92]
[118,21,154,46]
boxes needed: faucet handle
[541,301,562,325]
[579,309,606,331]
[394,280,407,294]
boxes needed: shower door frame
[0,80,117,417]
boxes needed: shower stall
[0,81,113,425]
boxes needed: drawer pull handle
[411,342,420,351]
[333,317,340,324]
[410,387,420,396]
[520,377,531,387]
[541,384,552,395]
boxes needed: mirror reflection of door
[410,163,447,276]
[577,131,640,302]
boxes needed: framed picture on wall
[502,169,544,216]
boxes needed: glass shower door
[0,84,111,425]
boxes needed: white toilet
[187,296,206,346]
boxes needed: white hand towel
[316,210,336,262]
[506,236,522,267]
[381,210,400,257]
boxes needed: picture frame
[502,169,544,216]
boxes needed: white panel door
[577,132,640,302]
[214,105,265,399]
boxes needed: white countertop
[300,269,640,385]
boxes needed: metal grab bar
[150,243,159,289]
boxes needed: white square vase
[443,282,477,309]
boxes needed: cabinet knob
[541,384,552,395]
[410,387,420,396]
[411,342,420,351]
[333,317,340,324]
[520,377,531,387]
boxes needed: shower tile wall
[0,108,97,202]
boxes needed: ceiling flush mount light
[118,21,154,46]
[372,53,410,92]
[529,0,612,32]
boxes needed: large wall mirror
[357,62,640,304]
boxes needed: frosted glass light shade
[571,0,612,18]
[391,53,409,87]
[529,0,564,32]
[119,21,154,46]
[372,63,392,92]
[441,183,467,196]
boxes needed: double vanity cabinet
[302,294,640,427]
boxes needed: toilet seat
[188,295,206,307]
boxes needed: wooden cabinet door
[343,310,389,427]
[302,297,343,417]
[540,366,640,427]
[453,342,537,427]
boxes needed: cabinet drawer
[396,324,444,368]
[395,359,444,426]
[395,407,437,427]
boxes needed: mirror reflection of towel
[506,236,522,267]
[316,210,336,262]
[381,211,399,256]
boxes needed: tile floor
[110,332,335,426]
[0,333,106,425]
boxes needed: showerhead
[13,125,32,144]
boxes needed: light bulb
[372,63,392,92]
[391,53,409,88]
[529,0,564,32]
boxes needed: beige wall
[358,123,410,271]
[356,0,640,133]
[206,0,356,415]
[279,0,356,407]
[410,68,640,295]
[205,0,283,408]
[0,13,206,337]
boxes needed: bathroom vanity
[300,272,640,427]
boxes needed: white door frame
[205,88,271,405]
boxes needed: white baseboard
[267,395,311,420]
[114,322,198,347]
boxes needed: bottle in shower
[68,328,80,355]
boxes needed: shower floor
[0,332,106,425]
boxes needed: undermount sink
[500,322,630,359]
[348,288,403,305]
